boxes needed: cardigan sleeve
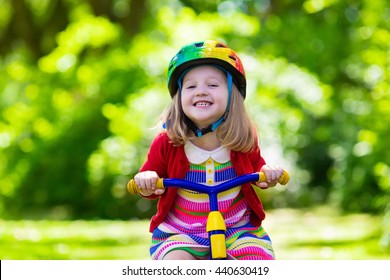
[137,133,170,200]
[139,133,169,178]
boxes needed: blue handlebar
[128,171,289,212]
[162,173,260,194]
[162,173,261,211]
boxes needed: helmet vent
[229,55,237,61]
[216,43,226,48]
[194,42,204,47]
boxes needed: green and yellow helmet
[167,40,246,98]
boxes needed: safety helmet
[167,40,246,98]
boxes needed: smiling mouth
[194,101,212,107]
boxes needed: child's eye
[186,85,196,89]
[209,84,219,87]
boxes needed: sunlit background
[0,0,389,259]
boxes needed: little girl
[134,40,284,260]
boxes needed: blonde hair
[158,85,258,153]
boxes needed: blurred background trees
[0,0,389,247]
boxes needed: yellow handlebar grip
[127,178,165,195]
[278,170,290,185]
[259,172,267,183]
[258,170,290,185]
[127,179,138,195]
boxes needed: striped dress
[150,142,274,260]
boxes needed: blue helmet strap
[178,67,233,138]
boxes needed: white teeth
[195,102,210,107]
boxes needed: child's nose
[195,85,209,96]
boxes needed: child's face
[181,66,228,129]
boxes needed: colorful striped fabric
[150,159,275,260]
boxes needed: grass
[263,207,389,260]
[0,220,150,260]
[0,207,388,260]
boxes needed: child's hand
[256,165,285,189]
[134,171,165,196]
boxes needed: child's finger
[155,189,165,195]
[256,182,269,189]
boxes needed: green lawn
[262,207,388,260]
[1,207,388,260]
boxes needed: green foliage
[0,0,389,250]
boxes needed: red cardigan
[140,132,267,233]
